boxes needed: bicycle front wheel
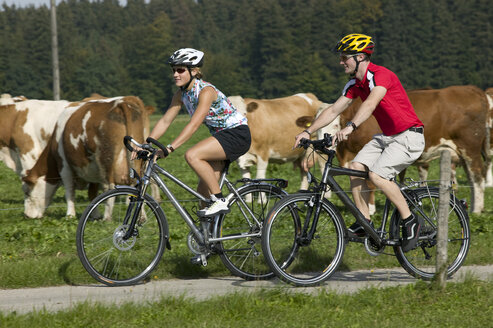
[391,187,470,280]
[216,183,287,280]
[262,194,346,286]
[76,187,168,286]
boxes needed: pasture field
[0,114,492,289]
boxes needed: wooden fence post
[436,149,451,289]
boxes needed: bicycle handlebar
[145,137,169,157]
[299,133,333,152]
[123,136,169,159]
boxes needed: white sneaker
[197,195,230,217]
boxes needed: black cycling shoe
[401,214,422,252]
[348,220,373,236]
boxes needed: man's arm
[294,95,352,148]
[350,86,387,127]
[334,86,387,144]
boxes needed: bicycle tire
[391,187,470,280]
[262,194,346,286]
[215,183,287,280]
[76,187,169,286]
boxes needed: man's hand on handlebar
[294,130,310,149]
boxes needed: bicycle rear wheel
[76,187,168,286]
[262,194,346,286]
[391,187,470,280]
[216,183,286,280]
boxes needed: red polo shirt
[342,62,423,136]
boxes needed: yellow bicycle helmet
[334,33,375,55]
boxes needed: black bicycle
[76,136,287,286]
[261,134,470,286]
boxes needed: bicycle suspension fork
[122,160,154,240]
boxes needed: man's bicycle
[76,136,287,286]
[261,134,470,286]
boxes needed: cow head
[22,172,60,219]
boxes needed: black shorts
[213,125,251,161]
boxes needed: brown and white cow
[485,88,493,186]
[22,96,154,219]
[336,85,489,213]
[228,93,335,190]
[0,94,69,177]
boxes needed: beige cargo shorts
[352,128,425,180]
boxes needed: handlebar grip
[146,137,169,157]
[123,136,135,152]
[299,138,310,149]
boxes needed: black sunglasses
[172,67,187,74]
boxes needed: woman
[146,48,251,217]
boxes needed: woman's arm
[168,86,217,150]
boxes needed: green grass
[0,113,492,289]
[1,279,492,327]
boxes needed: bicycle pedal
[190,254,208,266]
[190,255,202,265]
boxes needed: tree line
[0,0,491,111]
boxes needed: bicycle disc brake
[113,225,137,251]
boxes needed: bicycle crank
[190,253,209,266]
[187,231,203,255]
[364,237,385,256]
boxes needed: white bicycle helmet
[168,48,204,67]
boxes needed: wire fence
[0,178,477,213]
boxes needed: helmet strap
[180,67,195,91]
[351,55,364,77]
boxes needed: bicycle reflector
[460,198,468,210]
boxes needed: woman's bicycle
[76,136,288,286]
[261,134,470,286]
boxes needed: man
[294,33,425,252]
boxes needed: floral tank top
[181,79,247,134]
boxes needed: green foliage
[0,0,491,108]
[1,280,492,327]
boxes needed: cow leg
[368,189,376,216]
[60,167,77,217]
[236,154,255,202]
[366,180,376,216]
[256,157,269,203]
[486,160,493,187]
[151,184,161,202]
[86,183,104,220]
[103,183,116,221]
[461,158,485,214]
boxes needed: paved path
[1,265,492,314]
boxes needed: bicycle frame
[130,158,272,247]
[308,147,410,247]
